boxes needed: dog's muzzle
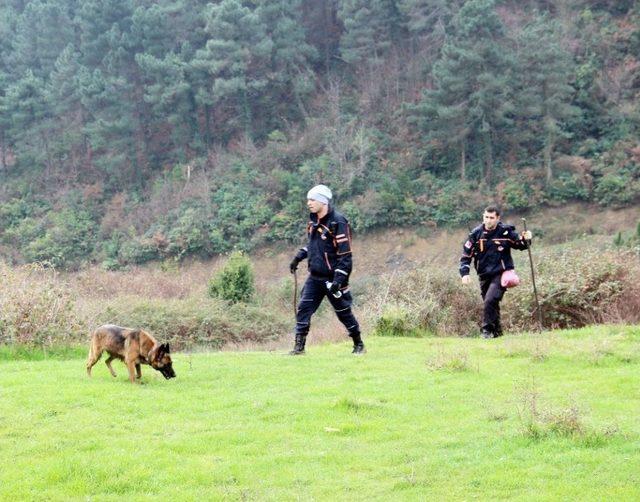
[161,367,176,379]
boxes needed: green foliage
[374,304,424,337]
[101,295,286,350]
[546,174,591,203]
[0,0,639,268]
[207,251,255,303]
[0,262,82,346]
[25,208,97,269]
[371,268,481,337]
[593,173,637,207]
[338,0,399,65]
[505,245,640,331]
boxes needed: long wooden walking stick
[522,218,543,331]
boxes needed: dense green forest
[0,0,639,269]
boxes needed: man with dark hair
[288,184,365,355]
[459,206,532,338]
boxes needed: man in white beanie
[288,184,365,355]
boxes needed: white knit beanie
[306,184,332,205]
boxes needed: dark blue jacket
[459,222,528,280]
[294,207,353,286]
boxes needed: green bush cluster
[371,242,640,337]
[504,244,640,330]
[97,296,288,350]
[0,262,83,347]
[372,268,482,338]
[207,251,255,303]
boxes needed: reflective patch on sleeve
[464,240,472,249]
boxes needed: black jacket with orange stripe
[293,207,353,286]
[459,222,529,280]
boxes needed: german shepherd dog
[86,324,176,383]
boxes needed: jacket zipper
[324,252,332,270]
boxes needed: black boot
[481,328,495,339]
[289,334,306,355]
[350,332,366,355]
[494,321,504,338]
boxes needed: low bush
[207,251,255,303]
[504,245,640,330]
[369,242,640,337]
[371,268,481,337]
[97,296,287,350]
[0,262,83,347]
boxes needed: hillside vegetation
[1,1,640,268]
[1,327,639,499]
[0,205,638,351]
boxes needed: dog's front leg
[125,359,137,383]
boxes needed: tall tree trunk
[40,130,54,180]
[483,131,493,185]
[242,85,253,139]
[204,105,213,147]
[544,116,555,183]
[460,140,466,181]
[0,130,5,171]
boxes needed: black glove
[289,257,300,274]
[328,281,340,294]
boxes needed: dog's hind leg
[86,342,102,377]
[135,363,142,380]
[104,355,118,377]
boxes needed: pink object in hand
[501,269,520,288]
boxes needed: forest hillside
[0,0,639,269]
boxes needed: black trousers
[479,274,506,333]
[295,276,360,338]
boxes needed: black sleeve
[508,227,529,250]
[294,246,308,262]
[459,232,475,277]
[333,218,353,283]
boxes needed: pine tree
[5,70,55,175]
[46,45,92,177]
[8,0,75,78]
[256,0,317,124]
[191,0,272,141]
[410,0,514,183]
[514,16,578,182]
[337,0,399,66]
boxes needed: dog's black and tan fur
[86,324,176,383]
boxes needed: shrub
[504,244,640,330]
[97,296,287,350]
[374,304,424,337]
[593,173,637,207]
[369,242,640,337]
[370,268,481,337]
[24,208,97,269]
[0,262,83,347]
[207,251,255,303]
[546,174,591,203]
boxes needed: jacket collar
[310,206,334,225]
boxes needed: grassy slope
[1,326,639,500]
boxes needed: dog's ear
[164,343,171,353]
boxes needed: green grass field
[1,326,639,500]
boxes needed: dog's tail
[86,330,100,376]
